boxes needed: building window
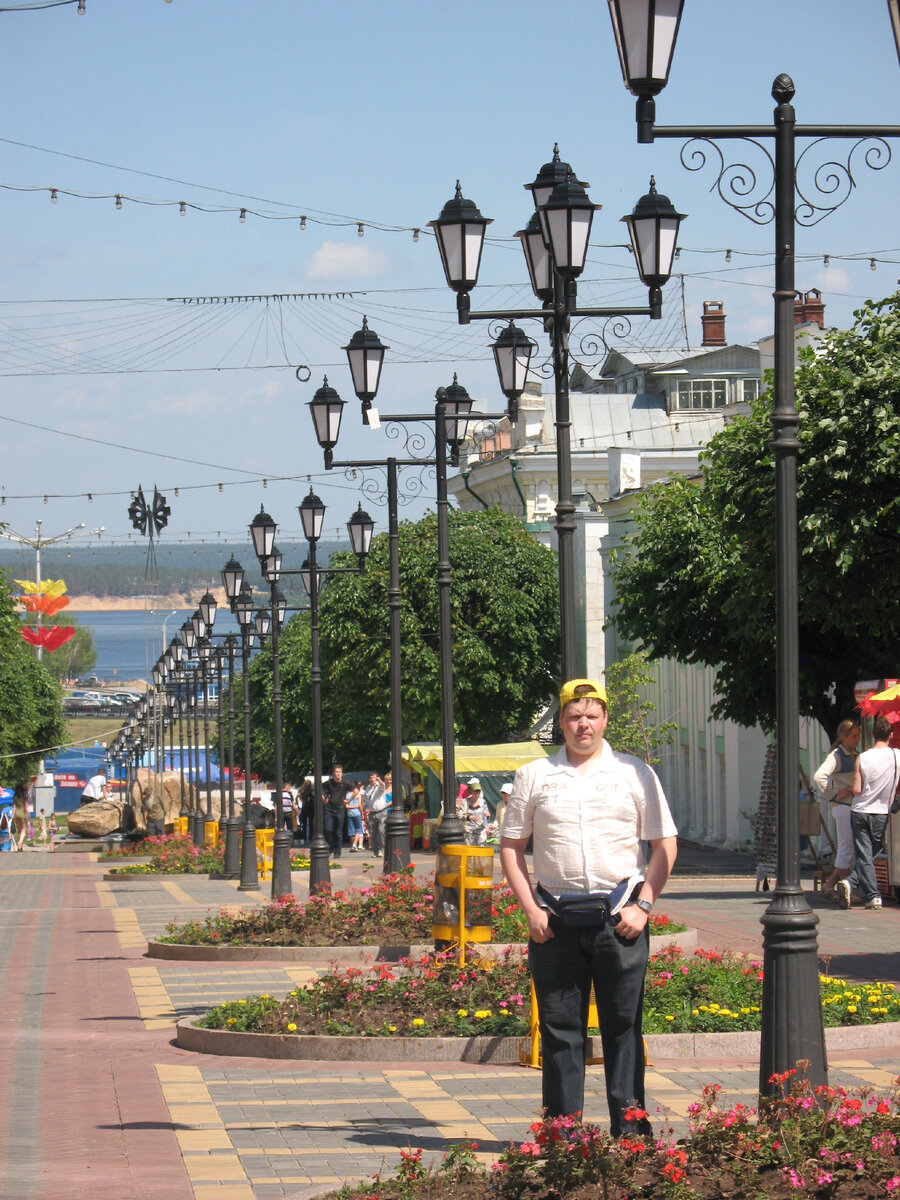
[742,378,760,403]
[675,379,728,409]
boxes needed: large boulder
[68,800,132,838]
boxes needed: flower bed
[313,1071,900,1200]
[195,945,900,1039]
[157,869,687,947]
[103,833,313,876]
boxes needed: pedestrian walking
[464,778,488,846]
[322,765,351,860]
[12,784,29,852]
[813,719,860,899]
[345,782,365,851]
[363,771,388,857]
[500,678,678,1135]
[837,715,899,911]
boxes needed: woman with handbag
[813,719,860,899]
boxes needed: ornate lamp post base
[382,808,410,873]
[270,828,294,898]
[221,816,241,879]
[308,835,332,892]
[238,819,259,890]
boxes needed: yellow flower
[388,1025,396,1032]
[412,1018,425,1027]
[457,1009,468,1018]
[847,1005,857,1014]
[474,1010,491,1019]
[227,1017,236,1025]
[664,1015,674,1022]
[239,999,247,1005]
[287,1022,297,1032]
[691,1009,699,1016]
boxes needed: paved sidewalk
[0,843,898,1200]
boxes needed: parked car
[75,675,102,688]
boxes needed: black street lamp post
[310,365,489,848]
[296,486,374,888]
[605,0,900,1096]
[431,166,683,681]
[232,582,259,891]
[222,633,240,878]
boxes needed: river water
[75,608,241,683]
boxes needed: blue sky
[0,0,898,557]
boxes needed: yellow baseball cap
[559,678,608,709]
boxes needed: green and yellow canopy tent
[402,741,558,817]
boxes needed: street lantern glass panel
[428,181,492,294]
[344,317,388,405]
[263,543,283,583]
[249,505,277,561]
[274,589,288,627]
[191,609,206,642]
[299,487,326,543]
[516,212,553,301]
[491,321,534,403]
[221,556,244,601]
[181,620,196,652]
[308,377,345,451]
[197,638,211,662]
[441,375,474,448]
[622,177,685,286]
[152,666,162,687]
[233,586,254,629]
[524,146,589,243]
[199,590,217,630]
[347,503,375,561]
[254,608,270,639]
[607,0,684,98]
[300,557,312,596]
[541,177,598,277]
[171,634,184,663]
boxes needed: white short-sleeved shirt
[853,746,900,815]
[501,743,677,895]
[82,774,107,800]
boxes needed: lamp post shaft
[215,654,226,838]
[552,271,579,681]
[223,639,240,877]
[238,628,259,889]
[435,400,465,846]
[269,578,294,898]
[307,540,331,890]
[191,678,204,846]
[759,79,827,1095]
[201,659,213,843]
[177,677,187,816]
[382,458,410,872]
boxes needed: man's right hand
[526,907,554,943]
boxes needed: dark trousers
[322,806,343,858]
[847,812,889,902]
[529,917,649,1136]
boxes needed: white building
[450,295,830,849]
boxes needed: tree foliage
[27,617,97,682]
[611,288,900,741]
[240,508,560,776]
[0,569,67,784]
[603,653,677,765]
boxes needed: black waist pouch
[537,884,614,928]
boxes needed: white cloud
[305,240,389,281]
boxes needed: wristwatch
[634,898,653,915]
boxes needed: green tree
[28,617,97,682]
[611,288,900,742]
[240,507,560,776]
[604,653,677,765]
[0,570,67,784]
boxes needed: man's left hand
[616,903,649,939]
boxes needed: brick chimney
[701,300,726,347]
[794,288,825,329]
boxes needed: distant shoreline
[65,589,227,613]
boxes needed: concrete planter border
[148,929,698,962]
[175,1016,900,1063]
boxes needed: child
[48,812,58,853]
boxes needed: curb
[147,929,699,962]
[175,1016,900,1063]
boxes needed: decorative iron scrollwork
[795,136,891,226]
[680,136,775,225]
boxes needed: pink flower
[518,1142,541,1157]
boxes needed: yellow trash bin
[255,828,274,879]
[431,844,494,962]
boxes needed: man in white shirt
[80,770,111,806]
[837,715,899,911]
[500,679,678,1134]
